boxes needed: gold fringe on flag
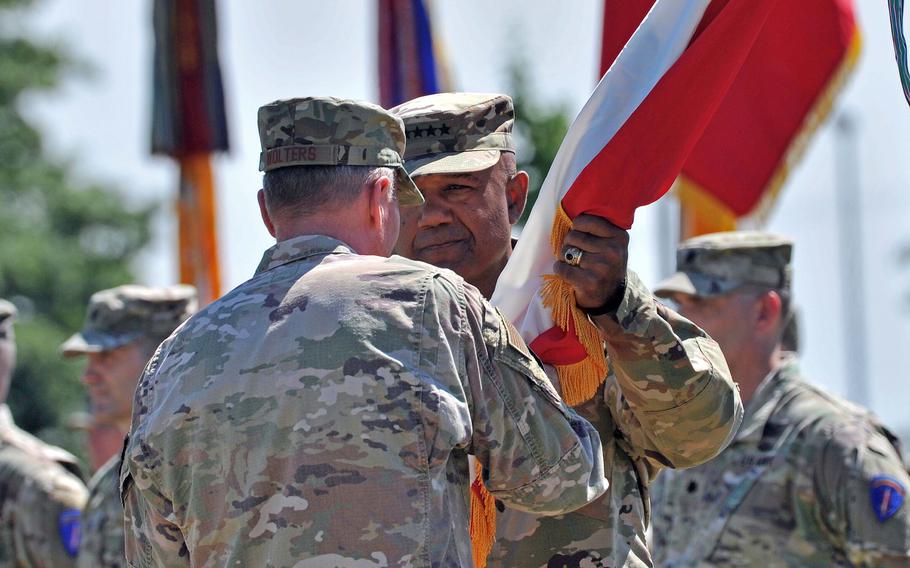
[469,460,496,568]
[540,204,608,407]
[469,204,608,567]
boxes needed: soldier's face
[668,291,757,378]
[396,157,527,296]
[82,342,151,429]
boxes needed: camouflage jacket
[0,404,88,567]
[651,355,910,567]
[487,272,742,568]
[121,235,608,568]
[78,455,125,568]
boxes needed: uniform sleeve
[594,270,742,469]
[813,422,910,567]
[433,276,608,515]
[78,459,126,568]
[121,456,190,568]
[14,464,87,568]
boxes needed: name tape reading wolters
[265,145,334,168]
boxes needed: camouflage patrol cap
[655,231,793,298]
[257,96,423,205]
[61,285,197,357]
[0,299,16,324]
[391,92,515,177]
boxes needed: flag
[471,2,778,566]
[492,0,778,402]
[601,1,861,237]
[378,0,451,108]
[889,0,910,107]
[152,0,229,304]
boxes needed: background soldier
[61,284,196,568]
[121,97,610,567]
[392,92,742,567]
[0,298,87,566]
[651,231,910,567]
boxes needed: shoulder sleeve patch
[58,508,81,557]
[869,475,905,522]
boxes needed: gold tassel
[469,204,607,566]
[540,205,608,407]
[470,461,496,568]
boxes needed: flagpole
[834,110,869,406]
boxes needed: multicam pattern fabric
[651,356,910,567]
[78,455,125,568]
[487,272,743,567]
[0,404,88,567]
[60,284,197,356]
[655,231,792,298]
[392,92,515,176]
[121,234,608,568]
[257,97,423,205]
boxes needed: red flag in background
[152,0,229,304]
[601,0,861,238]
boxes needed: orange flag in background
[152,0,229,304]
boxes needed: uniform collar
[734,353,800,444]
[255,235,356,275]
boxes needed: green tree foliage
[0,0,153,453]
[507,57,572,226]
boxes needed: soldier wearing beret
[0,298,88,567]
[651,231,910,567]
[392,92,742,567]
[120,96,610,567]
[61,284,197,568]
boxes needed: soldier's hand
[553,214,629,313]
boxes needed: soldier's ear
[506,170,529,225]
[755,290,783,335]
[257,189,277,238]
[366,174,392,227]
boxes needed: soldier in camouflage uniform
[0,298,88,567]
[120,96,611,567]
[650,231,910,567]
[392,92,743,567]
[60,285,197,568]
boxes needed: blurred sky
[18,1,910,434]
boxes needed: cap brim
[60,331,141,358]
[653,272,699,298]
[395,166,424,206]
[405,149,502,178]
[654,270,747,298]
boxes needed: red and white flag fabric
[599,0,861,238]
[490,0,780,407]
[472,2,782,565]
